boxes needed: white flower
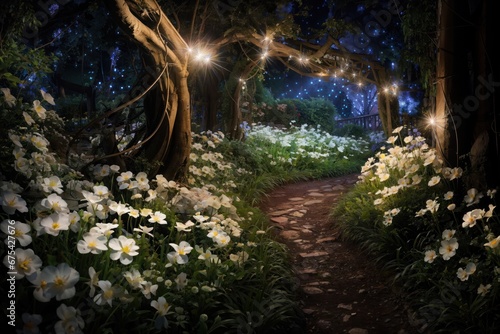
[386,136,397,144]
[86,267,99,297]
[41,193,68,213]
[425,199,440,213]
[3,248,42,279]
[40,89,55,105]
[484,235,500,249]
[415,209,427,217]
[91,223,118,238]
[128,208,140,218]
[109,236,139,265]
[1,220,32,246]
[378,172,390,182]
[214,233,231,247]
[1,87,16,107]
[175,220,195,232]
[77,232,108,254]
[1,191,28,214]
[230,251,249,264]
[462,209,484,228]
[26,269,51,302]
[40,213,70,236]
[427,176,441,187]
[149,211,167,225]
[133,225,154,237]
[484,204,496,221]
[33,100,47,119]
[197,247,219,264]
[94,280,116,306]
[441,229,455,240]
[464,188,483,206]
[392,126,403,134]
[93,185,109,197]
[175,272,188,290]
[23,111,35,125]
[477,283,492,296]
[43,263,80,301]
[54,304,85,334]
[140,281,158,299]
[424,250,437,263]
[109,201,130,216]
[457,262,476,281]
[30,134,49,152]
[449,167,463,180]
[68,211,81,233]
[439,238,459,260]
[80,190,101,204]
[151,296,171,316]
[444,191,454,200]
[123,269,144,289]
[168,241,193,264]
[117,171,133,184]
[21,313,43,334]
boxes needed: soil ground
[259,173,422,334]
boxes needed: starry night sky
[263,0,419,118]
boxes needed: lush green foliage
[332,126,500,333]
[276,98,337,132]
[0,88,370,333]
[332,123,369,140]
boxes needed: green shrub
[333,123,369,140]
[332,126,500,333]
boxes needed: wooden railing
[336,114,382,130]
[336,113,419,131]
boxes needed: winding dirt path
[259,173,420,334]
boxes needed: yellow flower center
[104,289,114,299]
[122,245,130,254]
[54,277,65,287]
[19,259,31,271]
[52,222,60,230]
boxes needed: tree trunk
[228,61,256,139]
[434,0,500,190]
[376,72,400,135]
[200,74,220,131]
[105,0,191,181]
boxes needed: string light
[187,45,212,65]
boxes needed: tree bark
[228,61,257,139]
[434,0,500,190]
[105,0,191,181]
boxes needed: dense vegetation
[0,87,371,333]
[332,127,500,333]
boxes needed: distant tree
[345,83,378,116]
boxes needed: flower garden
[1,89,369,333]
[1,88,499,333]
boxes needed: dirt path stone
[259,173,420,334]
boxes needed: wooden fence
[336,113,419,131]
